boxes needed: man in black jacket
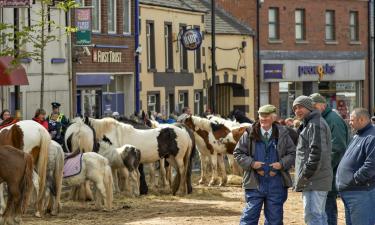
[293,96,332,225]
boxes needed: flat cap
[309,93,326,104]
[258,104,277,114]
[51,102,61,108]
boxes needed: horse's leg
[159,159,169,189]
[129,170,140,197]
[147,163,156,189]
[208,152,218,186]
[166,158,179,195]
[84,181,94,201]
[94,179,107,211]
[0,183,5,215]
[111,168,120,193]
[198,152,208,185]
[175,157,187,196]
[217,154,227,186]
[7,183,21,225]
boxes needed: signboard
[92,49,122,63]
[0,0,29,7]
[264,64,284,79]
[298,64,335,80]
[180,29,202,51]
[75,8,92,46]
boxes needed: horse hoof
[198,179,206,185]
[50,210,58,216]
[219,182,226,187]
[34,211,41,218]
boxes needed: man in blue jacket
[336,108,375,225]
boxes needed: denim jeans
[340,188,375,225]
[302,191,328,225]
[325,194,338,225]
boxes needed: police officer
[47,102,69,145]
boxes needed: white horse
[0,120,51,217]
[97,138,141,196]
[62,152,113,211]
[43,140,64,216]
[87,117,195,195]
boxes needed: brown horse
[0,145,34,225]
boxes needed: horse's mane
[71,117,85,124]
[118,116,151,130]
[88,117,120,139]
[191,116,214,131]
[98,139,113,153]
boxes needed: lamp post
[211,0,216,114]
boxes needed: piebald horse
[86,117,195,195]
[0,121,51,217]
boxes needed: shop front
[262,60,365,119]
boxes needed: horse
[0,145,34,225]
[97,137,141,196]
[86,117,195,195]
[43,140,64,216]
[63,117,98,201]
[0,121,51,217]
[62,152,113,211]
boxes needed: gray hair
[352,108,370,119]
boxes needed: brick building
[72,0,135,117]
[218,0,371,119]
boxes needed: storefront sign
[298,64,335,80]
[264,64,284,79]
[0,0,29,7]
[92,50,122,63]
[181,29,202,51]
[75,8,92,46]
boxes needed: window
[295,9,305,40]
[178,92,188,112]
[194,26,202,71]
[107,0,116,33]
[180,25,188,71]
[164,23,173,70]
[147,94,160,113]
[146,22,155,70]
[349,11,359,41]
[194,91,203,115]
[92,0,100,32]
[268,8,279,40]
[325,10,335,41]
[123,0,130,34]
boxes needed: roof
[140,0,255,36]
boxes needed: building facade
[218,0,371,119]
[139,0,255,118]
[72,0,135,118]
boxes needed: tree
[0,0,78,108]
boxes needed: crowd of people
[0,102,69,145]
[235,93,375,225]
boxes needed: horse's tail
[71,123,94,154]
[104,164,113,210]
[37,128,51,202]
[21,153,34,213]
[54,145,64,213]
[178,124,196,195]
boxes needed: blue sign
[181,29,202,51]
[298,64,335,80]
[264,64,284,79]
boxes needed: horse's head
[210,122,231,140]
[120,145,141,172]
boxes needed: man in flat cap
[310,93,350,225]
[293,96,333,225]
[234,104,296,225]
[47,102,69,145]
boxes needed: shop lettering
[93,50,122,63]
[298,64,335,80]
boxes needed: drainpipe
[256,0,261,110]
[369,0,375,115]
[211,0,216,114]
[135,0,140,113]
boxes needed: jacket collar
[303,110,321,126]
[356,123,373,135]
[322,106,332,118]
[250,122,279,141]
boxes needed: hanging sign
[180,29,202,51]
[75,7,92,46]
[0,0,30,7]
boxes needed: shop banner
[264,64,284,79]
[75,7,92,46]
[0,0,30,7]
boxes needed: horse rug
[63,153,83,178]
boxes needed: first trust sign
[93,50,122,63]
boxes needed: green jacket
[321,106,350,194]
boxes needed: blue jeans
[240,187,287,225]
[340,188,375,225]
[326,193,352,225]
[302,191,328,225]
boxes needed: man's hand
[257,170,265,176]
[270,171,277,177]
[270,162,282,170]
[251,161,265,170]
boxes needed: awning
[0,56,29,86]
[76,74,111,86]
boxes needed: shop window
[325,10,335,41]
[268,8,279,40]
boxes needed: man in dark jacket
[336,108,375,225]
[293,96,333,225]
[310,93,350,225]
[234,104,296,225]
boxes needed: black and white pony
[86,117,195,195]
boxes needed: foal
[0,146,34,225]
